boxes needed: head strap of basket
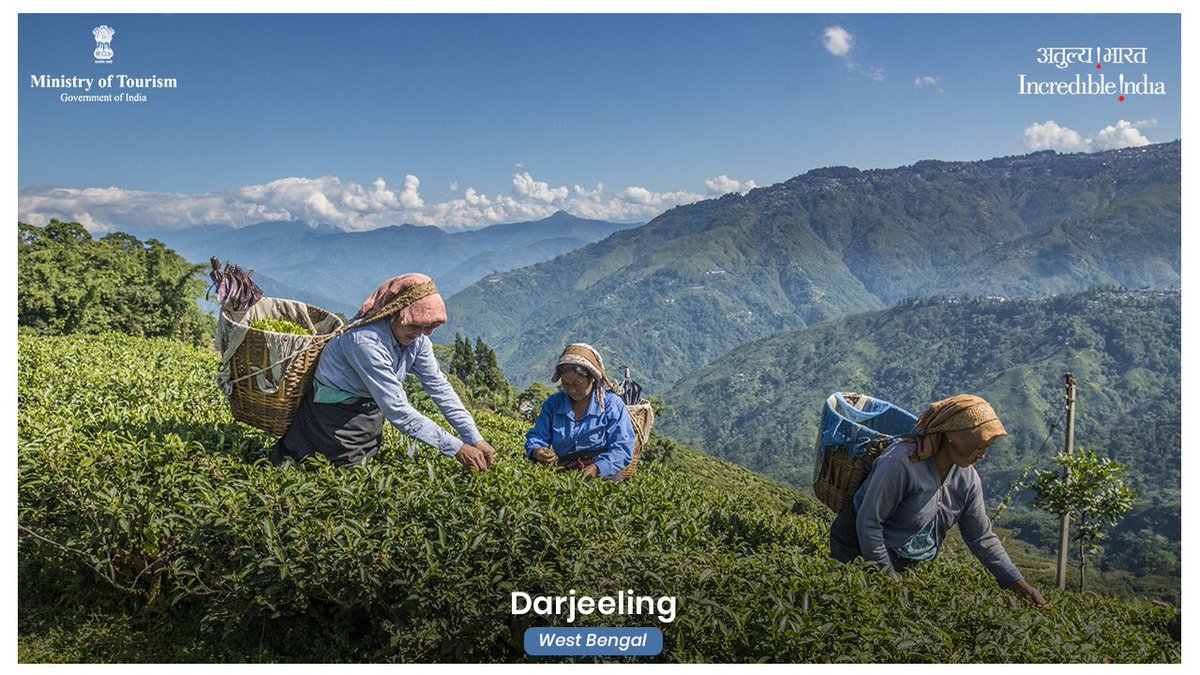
[351,273,445,328]
[908,394,1007,462]
[551,343,622,411]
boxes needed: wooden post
[1055,373,1077,590]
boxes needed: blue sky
[17,12,1181,231]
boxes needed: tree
[472,337,507,392]
[517,382,554,422]
[450,334,476,384]
[441,334,515,413]
[1024,448,1137,591]
[17,220,215,346]
[468,337,513,411]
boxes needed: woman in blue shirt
[525,343,636,480]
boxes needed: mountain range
[442,142,1180,389]
[129,211,639,314]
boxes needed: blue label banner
[523,627,663,657]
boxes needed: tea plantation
[17,334,1180,663]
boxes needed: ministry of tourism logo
[93,25,115,63]
[29,22,178,104]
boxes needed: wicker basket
[225,301,344,436]
[813,438,892,514]
[615,400,655,482]
[811,392,918,513]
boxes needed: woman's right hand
[455,443,493,471]
[533,447,557,464]
[1009,579,1050,609]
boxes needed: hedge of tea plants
[17,334,1180,663]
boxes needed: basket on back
[215,280,440,436]
[216,298,344,436]
[615,400,655,482]
[812,392,917,513]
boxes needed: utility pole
[1055,373,1077,590]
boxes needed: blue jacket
[525,391,636,479]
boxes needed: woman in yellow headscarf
[525,343,636,480]
[830,394,1048,607]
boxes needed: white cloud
[822,25,885,81]
[572,183,604,201]
[1023,120,1087,152]
[1022,119,1151,153]
[449,180,459,192]
[616,187,658,206]
[822,25,854,57]
[399,174,424,209]
[18,171,753,233]
[305,191,340,221]
[463,187,490,206]
[512,172,569,204]
[914,76,940,87]
[705,175,758,195]
[422,176,709,227]
[1133,118,1158,129]
[70,211,110,233]
[848,63,886,82]
[18,185,286,231]
[1091,120,1152,151]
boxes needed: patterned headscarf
[907,394,1007,462]
[352,273,447,327]
[550,343,621,411]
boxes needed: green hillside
[17,334,1179,663]
[660,289,1180,584]
[935,183,1181,297]
[443,143,1179,390]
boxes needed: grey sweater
[850,441,1023,588]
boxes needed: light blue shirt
[525,391,636,479]
[314,321,483,457]
[853,441,1023,588]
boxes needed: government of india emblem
[93,25,115,61]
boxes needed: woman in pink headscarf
[270,273,495,471]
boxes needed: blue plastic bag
[813,392,918,512]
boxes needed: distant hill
[130,211,638,313]
[443,142,1180,390]
[658,289,1180,580]
[659,288,1180,494]
[251,272,348,314]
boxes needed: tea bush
[17,334,1180,663]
